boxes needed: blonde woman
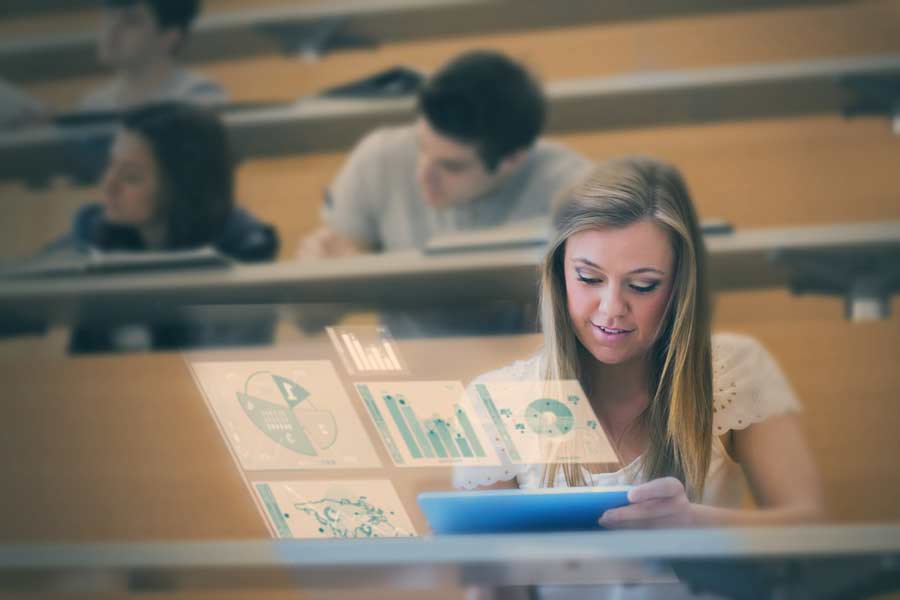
[455,157,825,529]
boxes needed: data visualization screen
[473,380,618,465]
[191,360,381,470]
[327,325,408,375]
[255,479,416,539]
[355,381,498,467]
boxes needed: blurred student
[78,0,226,113]
[297,50,591,336]
[46,103,277,352]
[298,49,591,258]
[456,157,825,597]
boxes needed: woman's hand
[599,477,697,529]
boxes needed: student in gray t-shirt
[78,0,226,113]
[297,50,591,336]
[298,50,591,258]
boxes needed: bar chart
[327,326,407,375]
[473,380,618,465]
[355,381,498,467]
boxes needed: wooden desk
[1,220,898,333]
[1,0,847,82]
[2,526,900,597]
[3,332,899,597]
[0,335,546,599]
[0,334,540,543]
[4,55,898,186]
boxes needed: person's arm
[599,413,826,528]
[296,224,371,260]
[296,130,389,261]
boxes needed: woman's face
[563,220,675,366]
[101,129,163,226]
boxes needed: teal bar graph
[455,434,474,457]
[256,483,292,538]
[434,419,460,458]
[476,384,521,461]
[384,394,421,459]
[455,404,486,457]
[357,385,405,465]
[425,420,448,458]
[367,385,487,463]
[401,402,434,458]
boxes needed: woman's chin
[583,341,640,366]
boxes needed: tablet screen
[418,486,631,534]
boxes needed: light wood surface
[15,0,900,107]
[0,334,540,541]
[2,311,899,541]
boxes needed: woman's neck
[588,354,651,407]
[585,353,652,454]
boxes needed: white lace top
[453,333,801,508]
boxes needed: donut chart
[525,398,575,436]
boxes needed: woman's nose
[598,283,627,318]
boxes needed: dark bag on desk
[319,66,424,99]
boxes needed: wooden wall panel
[0,181,96,259]
[714,293,900,522]
[234,153,343,260]
[4,113,899,261]
[558,115,900,228]
[16,1,900,108]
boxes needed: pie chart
[525,398,575,436]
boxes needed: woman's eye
[576,274,602,285]
[630,282,660,293]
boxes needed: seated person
[299,49,590,257]
[456,157,825,522]
[78,0,226,112]
[46,102,278,352]
[298,50,592,336]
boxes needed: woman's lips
[591,323,634,342]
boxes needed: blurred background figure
[78,0,227,113]
[44,102,278,352]
[295,50,592,336]
[297,49,591,260]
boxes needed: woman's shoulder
[71,203,104,237]
[41,203,103,254]
[711,332,801,435]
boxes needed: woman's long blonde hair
[539,157,713,501]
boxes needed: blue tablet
[417,486,631,534]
